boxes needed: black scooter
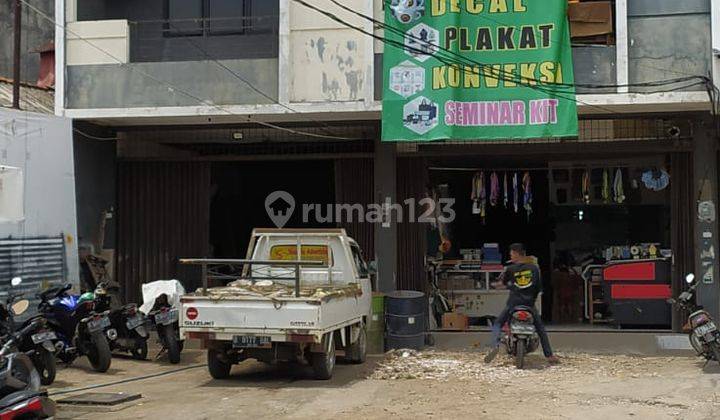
[0,318,55,419]
[147,294,183,364]
[94,282,149,360]
[502,306,540,369]
[669,273,720,365]
[37,283,113,372]
[0,278,57,385]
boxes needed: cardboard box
[442,312,469,330]
[569,1,613,38]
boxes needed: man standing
[484,243,559,364]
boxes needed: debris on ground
[370,349,669,382]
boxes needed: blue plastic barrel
[385,290,426,351]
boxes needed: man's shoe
[484,346,500,363]
[546,355,560,365]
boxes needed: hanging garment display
[641,168,670,191]
[613,168,626,203]
[479,172,487,222]
[503,172,509,208]
[601,169,610,203]
[471,172,486,221]
[581,170,591,204]
[490,172,499,207]
[512,172,519,213]
[522,172,533,219]
[471,172,481,214]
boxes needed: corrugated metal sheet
[0,78,54,115]
[0,236,66,317]
[117,162,211,304]
[397,158,428,292]
[334,158,374,258]
[670,152,694,332]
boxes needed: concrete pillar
[374,137,397,292]
[693,116,720,318]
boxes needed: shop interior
[427,156,673,331]
[209,161,336,259]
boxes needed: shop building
[58,0,720,330]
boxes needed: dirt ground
[51,346,720,420]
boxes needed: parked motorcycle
[94,282,149,360]
[0,317,55,419]
[147,295,182,364]
[37,283,113,372]
[140,280,185,364]
[0,278,57,385]
[669,273,720,365]
[502,306,540,369]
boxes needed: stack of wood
[568,0,614,45]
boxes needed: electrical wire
[293,0,596,112]
[18,0,362,141]
[332,0,710,91]
[73,128,120,141]
[156,20,349,139]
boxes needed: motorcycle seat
[511,306,534,313]
[0,390,44,410]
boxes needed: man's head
[509,243,527,262]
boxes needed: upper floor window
[165,0,254,37]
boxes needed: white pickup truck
[179,228,371,380]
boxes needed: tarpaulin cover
[140,279,186,314]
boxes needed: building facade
[57,0,720,328]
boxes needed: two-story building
[57,0,720,329]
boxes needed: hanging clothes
[641,168,670,191]
[471,171,486,221]
[601,169,610,203]
[490,172,499,207]
[471,172,481,214]
[503,172,509,208]
[522,172,532,219]
[581,170,591,204]
[613,168,625,203]
[512,172,519,213]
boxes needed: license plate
[695,322,717,337]
[31,331,57,344]
[511,324,536,334]
[126,315,145,330]
[88,317,111,333]
[232,335,271,348]
[155,309,178,325]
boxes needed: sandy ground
[50,346,720,420]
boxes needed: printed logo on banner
[389,0,426,24]
[390,61,426,98]
[403,96,439,135]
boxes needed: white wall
[0,108,79,284]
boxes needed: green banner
[382,0,578,141]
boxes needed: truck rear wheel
[312,335,335,380]
[207,348,232,379]
[345,326,367,364]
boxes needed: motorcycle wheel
[515,338,526,369]
[131,339,148,360]
[87,333,112,373]
[163,327,181,364]
[33,348,57,386]
[689,332,704,355]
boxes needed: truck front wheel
[207,348,232,379]
[312,335,335,380]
